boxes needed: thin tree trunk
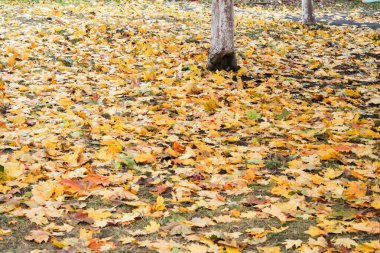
[207,0,238,71]
[302,0,316,25]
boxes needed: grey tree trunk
[207,0,238,71]
[302,0,316,25]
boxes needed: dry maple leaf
[333,238,358,248]
[186,243,208,253]
[88,239,116,251]
[283,239,303,249]
[153,196,166,211]
[119,236,136,245]
[70,211,94,224]
[144,220,160,234]
[257,246,281,253]
[203,97,219,113]
[262,205,288,222]
[25,230,50,243]
[344,181,367,200]
[0,0,379,251]
[134,153,156,164]
[0,229,11,236]
[305,226,327,237]
[60,179,88,193]
[172,141,186,153]
[352,221,380,234]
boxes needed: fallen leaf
[144,220,160,234]
[25,230,50,243]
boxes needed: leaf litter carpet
[0,0,379,252]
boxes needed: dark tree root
[207,52,239,71]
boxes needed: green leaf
[276,109,291,120]
[246,110,261,121]
[0,164,5,180]
[123,156,137,169]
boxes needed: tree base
[302,20,316,25]
[207,52,239,71]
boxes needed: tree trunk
[207,0,238,71]
[302,0,316,25]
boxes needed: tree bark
[207,0,238,71]
[302,0,316,25]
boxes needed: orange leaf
[172,141,186,153]
[88,239,116,251]
[243,168,257,183]
[87,173,109,186]
[60,179,87,193]
[7,54,16,68]
[344,181,367,200]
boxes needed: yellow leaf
[225,246,240,253]
[0,229,11,236]
[226,135,240,143]
[144,220,160,234]
[187,243,208,253]
[257,246,281,253]
[213,73,224,84]
[32,181,64,204]
[237,66,247,76]
[246,227,267,238]
[95,147,114,162]
[283,239,303,249]
[345,89,360,98]
[305,226,326,237]
[204,97,218,113]
[310,61,321,70]
[324,168,342,179]
[194,34,203,40]
[333,238,357,248]
[86,209,112,221]
[52,239,65,248]
[231,209,241,218]
[344,181,367,200]
[79,228,93,241]
[102,138,123,154]
[363,129,379,138]
[58,98,73,108]
[288,160,303,169]
[371,198,380,209]
[3,162,24,179]
[134,153,155,163]
[119,236,136,245]
[318,148,338,160]
[357,240,380,252]
[60,146,85,165]
[42,135,60,150]
[262,205,288,222]
[154,196,165,211]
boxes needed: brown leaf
[70,211,94,224]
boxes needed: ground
[0,0,379,252]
